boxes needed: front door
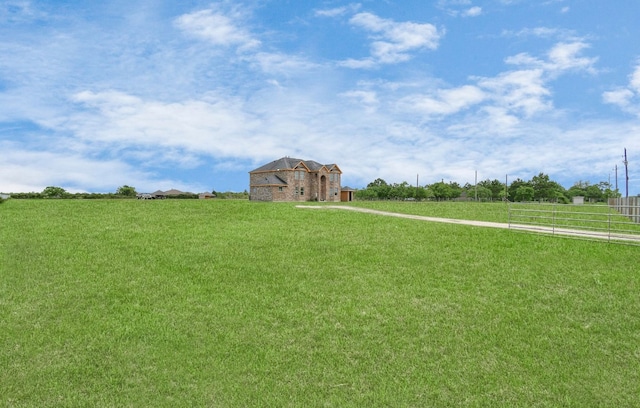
[320,175,327,201]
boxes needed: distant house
[137,189,194,199]
[249,157,342,202]
[199,192,216,199]
[163,189,188,196]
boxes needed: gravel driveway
[297,205,640,244]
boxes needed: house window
[278,187,283,192]
[295,187,299,195]
[300,187,304,196]
[295,170,305,180]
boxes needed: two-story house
[249,157,342,202]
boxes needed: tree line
[5,186,249,200]
[355,173,621,203]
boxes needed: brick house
[249,157,342,202]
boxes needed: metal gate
[507,200,640,245]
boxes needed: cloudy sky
[1,0,639,194]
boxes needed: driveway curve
[296,205,640,244]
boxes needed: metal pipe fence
[507,200,640,245]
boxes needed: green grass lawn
[1,199,639,407]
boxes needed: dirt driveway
[296,205,640,244]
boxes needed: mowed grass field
[1,199,639,407]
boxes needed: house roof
[250,157,341,173]
[252,174,288,186]
[151,189,192,196]
[164,189,186,195]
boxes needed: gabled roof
[326,164,342,173]
[152,189,191,195]
[250,157,339,173]
[250,157,304,172]
[164,189,187,195]
[300,160,325,171]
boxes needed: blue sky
[1,0,639,194]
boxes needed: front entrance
[320,175,327,201]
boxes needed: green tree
[599,181,620,200]
[355,188,377,200]
[474,186,493,201]
[429,181,452,201]
[584,185,603,202]
[567,181,588,199]
[508,178,530,201]
[42,186,67,198]
[116,185,137,197]
[366,178,391,199]
[414,186,428,200]
[448,182,463,199]
[478,179,505,201]
[531,173,565,202]
[390,181,410,200]
[514,186,535,202]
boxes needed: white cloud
[400,85,486,116]
[343,12,443,67]
[314,4,361,18]
[630,64,640,93]
[477,69,551,117]
[380,40,596,123]
[462,6,482,17]
[506,41,597,75]
[546,42,597,73]
[338,58,376,69]
[603,63,640,117]
[437,1,481,17]
[503,27,577,40]
[602,89,634,107]
[0,141,172,193]
[174,8,260,50]
[340,90,379,105]
[69,90,267,160]
[247,52,320,76]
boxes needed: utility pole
[623,148,629,198]
[615,164,618,192]
[505,174,508,202]
[475,170,478,201]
